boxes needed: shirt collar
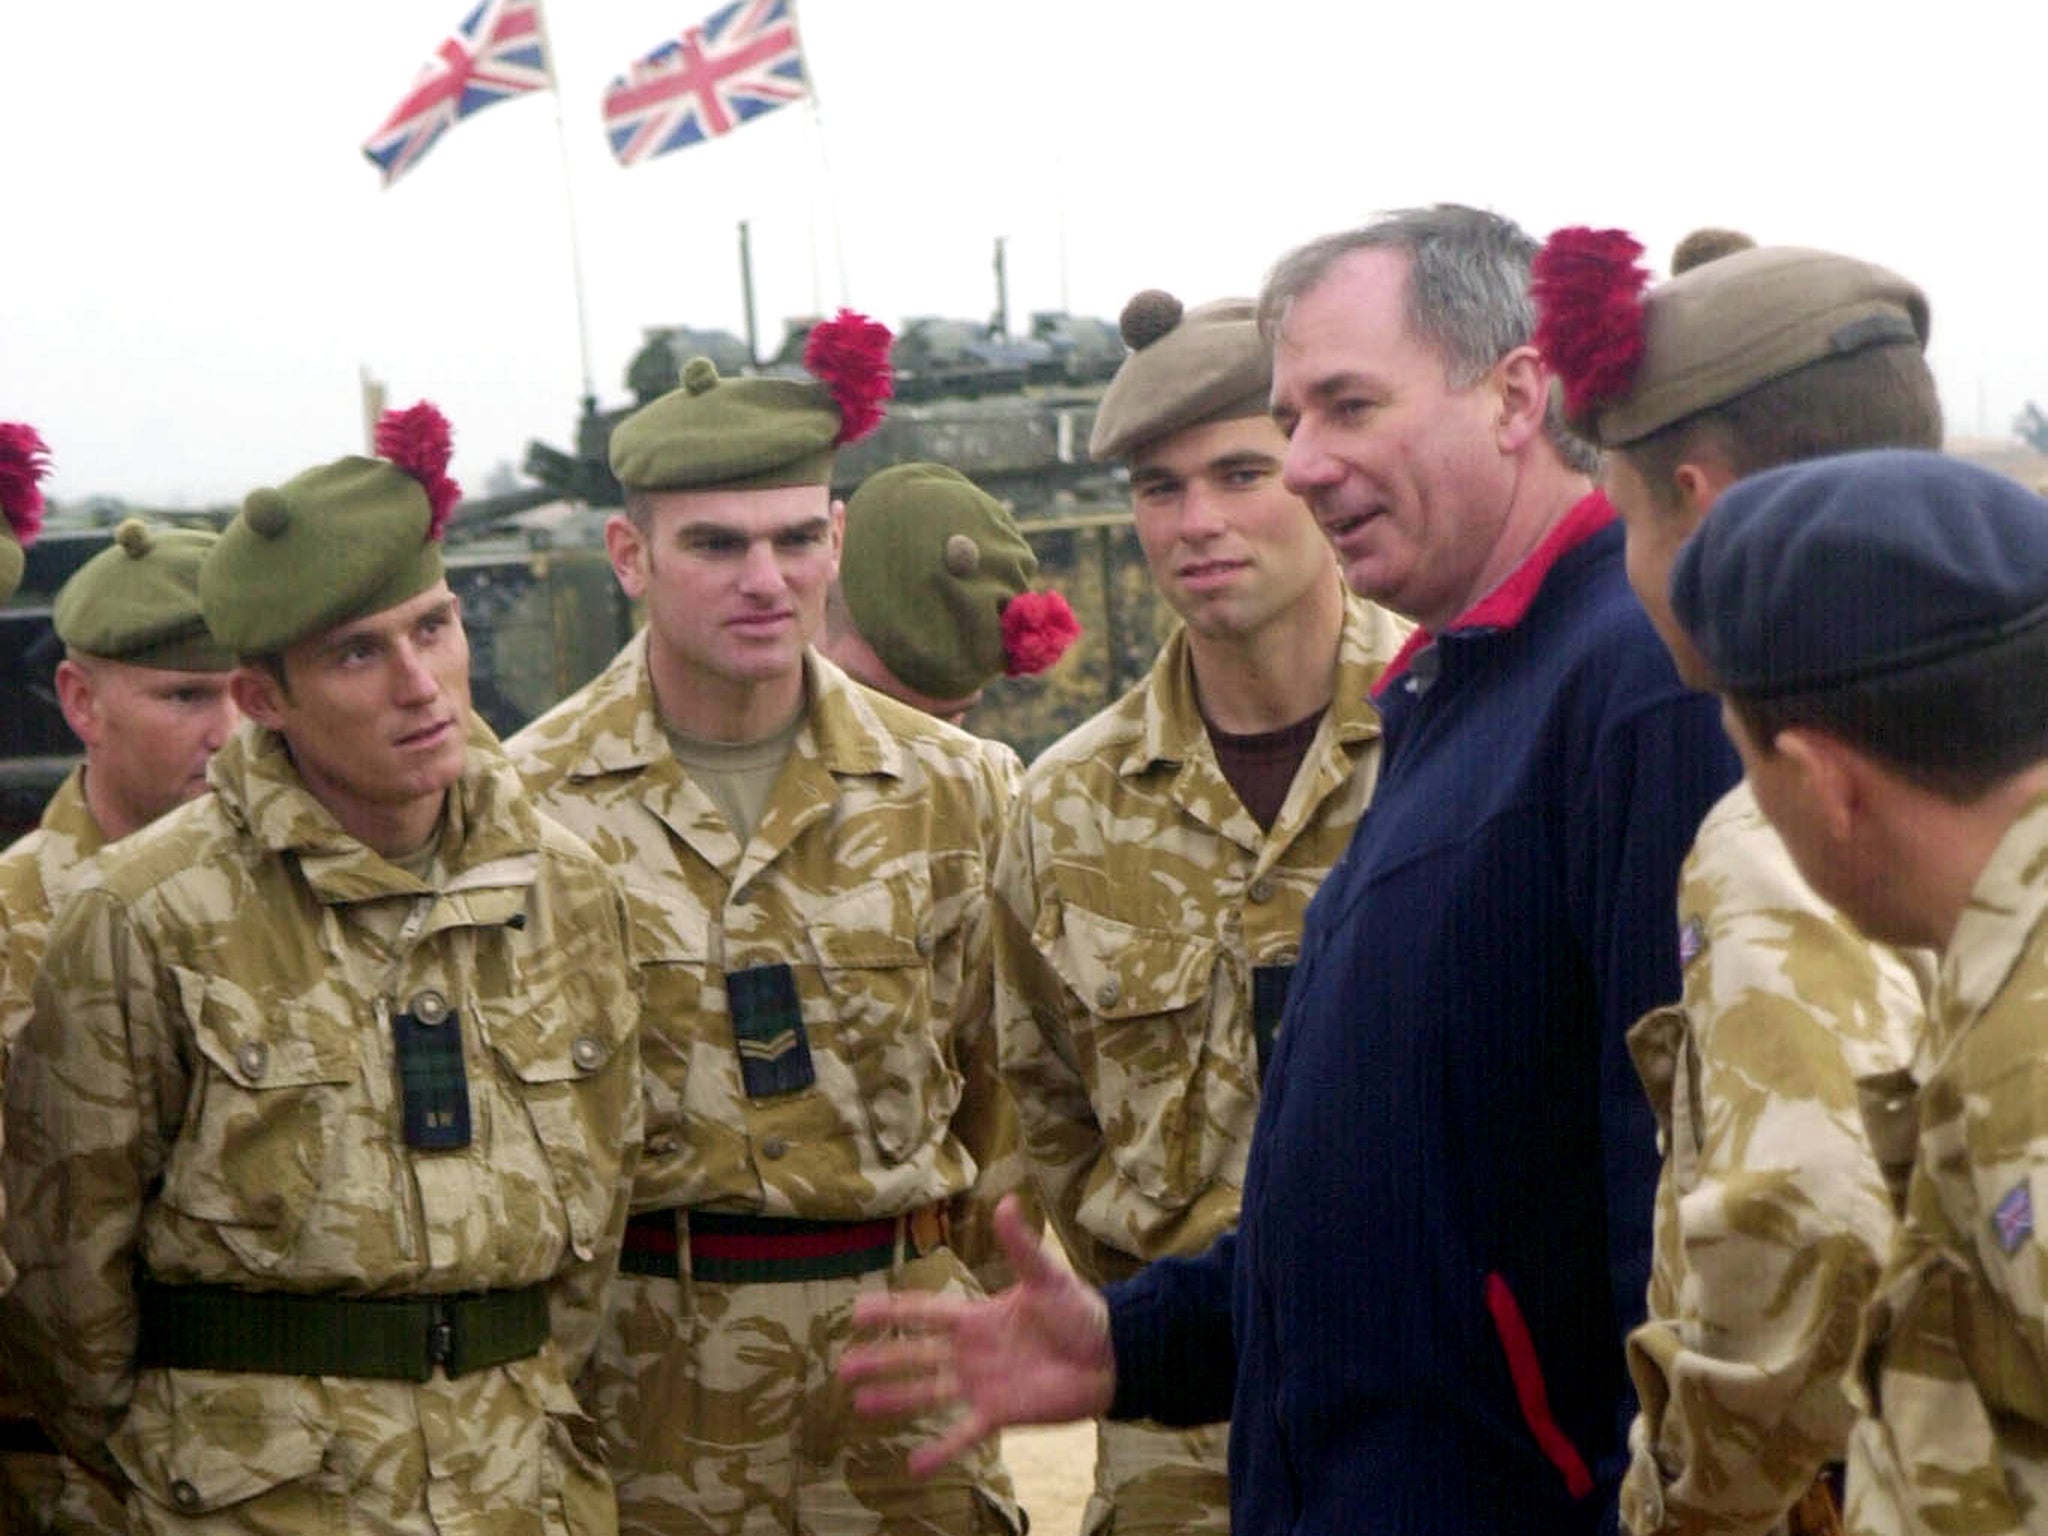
[1371,489,1615,699]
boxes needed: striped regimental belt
[622,1205,950,1284]
[136,1280,549,1381]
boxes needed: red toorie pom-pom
[375,400,462,541]
[804,309,895,446]
[1530,228,1651,423]
[0,423,52,548]
[1001,589,1082,676]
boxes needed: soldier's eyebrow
[316,621,383,659]
[675,517,831,543]
[1208,451,1280,475]
[1129,465,1179,489]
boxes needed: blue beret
[1671,449,2048,698]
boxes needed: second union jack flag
[602,0,809,168]
[363,0,552,186]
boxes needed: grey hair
[1259,204,1601,475]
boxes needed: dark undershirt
[1203,705,1326,832]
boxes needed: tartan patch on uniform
[1993,1180,2034,1254]
[727,963,815,1098]
[1251,963,1295,1082]
[393,1008,473,1151]
[1677,917,1707,970]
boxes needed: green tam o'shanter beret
[201,402,461,656]
[56,520,232,671]
[841,462,1080,700]
[611,309,894,493]
[1089,292,1271,463]
[1532,228,1929,449]
[0,422,52,604]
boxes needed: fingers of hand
[849,1289,967,1335]
[850,1363,959,1420]
[906,1411,995,1478]
[838,1331,953,1383]
[994,1195,1048,1281]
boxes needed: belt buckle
[427,1298,456,1375]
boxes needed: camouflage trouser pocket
[111,1374,337,1533]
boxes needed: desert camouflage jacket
[993,591,1409,1284]
[0,767,105,1298]
[0,722,642,1526]
[1622,779,1928,1535]
[1846,794,2048,1536]
[509,636,1015,1276]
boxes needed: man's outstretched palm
[839,1194,1117,1476]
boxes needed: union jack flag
[362,0,553,186]
[602,0,809,168]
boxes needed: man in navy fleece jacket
[843,206,1738,1535]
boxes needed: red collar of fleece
[1371,490,1615,700]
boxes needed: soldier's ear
[230,665,289,732]
[1775,726,1864,844]
[53,658,102,749]
[604,512,650,599]
[1671,458,1738,521]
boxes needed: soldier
[1529,230,1942,1535]
[819,459,1079,745]
[1666,449,2048,1535]
[992,289,1409,1535]
[0,403,643,1533]
[0,517,238,1534]
[507,316,1027,1536]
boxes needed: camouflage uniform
[0,722,642,1535]
[509,635,1022,1536]
[1844,794,2048,1535]
[994,590,1409,1535]
[0,768,131,1535]
[1621,780,1927,1535]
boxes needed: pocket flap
[809,871,933,969]
[173,967,355,1089]
[486,984,636,1085]
[1044,903,1216,1019]
[113,1383,330,1517]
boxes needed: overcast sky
[6,1,2044,507]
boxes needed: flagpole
[533,0,599,412]
[787,0,850,308]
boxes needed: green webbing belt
[136,1280,549,1382]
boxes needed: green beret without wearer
[1089,292,1272,463]
[840,463,1041,699]
[55,520,232,670]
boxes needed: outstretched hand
[838,1194,1116,1476]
